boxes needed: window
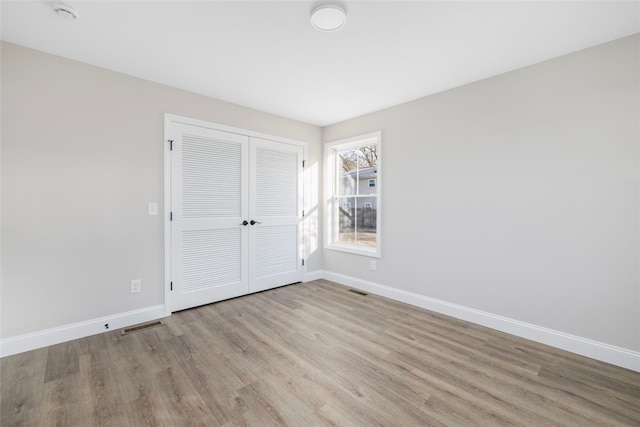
[325,131,381,257]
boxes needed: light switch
[148,202,158,216]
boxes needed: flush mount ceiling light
[310,4,346,32]
[53,2,79,20]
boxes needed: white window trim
[324,131,381,258]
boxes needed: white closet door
[249,137,304,292]
[170,123,249,311]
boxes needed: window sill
[325,243,381,258]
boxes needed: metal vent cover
[121,320,164,335]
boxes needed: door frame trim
[163,114,308,315]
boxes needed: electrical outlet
[130,279,141,293]
[370,260,377,271]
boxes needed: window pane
[357,145,377,196]
[338,149,357,195]
[357,145,377,169]
[339,170,357,195]
[356,202,377,247]
[337,197,356,244]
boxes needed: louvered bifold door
[170,123,249,311]
[249,137,304,292]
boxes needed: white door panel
[249,137,304,292]
[170,124,249,311]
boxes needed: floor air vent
[348,289,368,296]
[121,320,164,335]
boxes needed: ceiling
[2,1,639,126]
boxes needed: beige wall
[323,34,640,351]
[1,42,322,338]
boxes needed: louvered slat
[182,229,241,292]
[255,147,297,217]
[254,225,297,278]
[182,134,241,218]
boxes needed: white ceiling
[2,1,639,126]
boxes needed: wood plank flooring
[2,280,639,426]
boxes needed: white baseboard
[0,305,166,358]
[322,271,640,373]
[304,269,325,282]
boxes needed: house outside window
[325,131,381,257]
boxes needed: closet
[166,116,304,311]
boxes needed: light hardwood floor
[2,280,639,426]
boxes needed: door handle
[250,220,262,225]
[241,220,249,226]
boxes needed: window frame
[324,131,382,258]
